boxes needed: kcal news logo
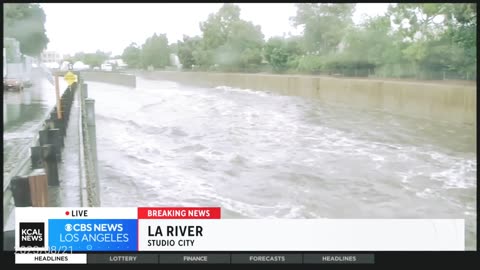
[19,222,45,248]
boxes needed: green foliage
[4,3,49,57]
[443,3,477,75]
[117,3,476,80]
[292,3,355,54]
[141,33,170,69]
[72,50,110,68]
[221,20,264,70]
[200,4,240,51]
[297,55,323,74]
[264,37,304,73]
[177,36,201,69]
[324,57,376,76]
[4,39,21,63]
[121,43,142,68]
[196,4,264,71]
[169,42,179,55]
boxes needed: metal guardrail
[78,82,88,207]
[79,80,101,207]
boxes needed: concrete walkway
[48,87,82,207]
[4,87,83,250]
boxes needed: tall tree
[198,3,264,71]
[3,3,49,56]
[121,43,142,68]
[200,4,240,50]
[292,3,355,55]
[141,33,170,69]
[177,35,202,69]
[388,3,476,78]
[443,3,476,75]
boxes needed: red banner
[138,207,221,219]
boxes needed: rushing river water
[4,75,475,249]
[86,77,476,249]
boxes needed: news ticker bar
[15,207,465,251]
[16,253,375,264]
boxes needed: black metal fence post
[48,128,62,161]
[43,144,59,186]
[11,176,32,207]
[30,146,45,170]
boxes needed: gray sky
[41,3,390,56]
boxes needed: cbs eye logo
[19,223,45,248]
[65,224,73,231]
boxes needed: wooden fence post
[29,169,48,207]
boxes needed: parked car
[4,77,24,91]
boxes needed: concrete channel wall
[140,71,476,126]
[80,71,136,88]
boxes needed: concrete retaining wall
[80,71,136,88]
[140,71,476,125]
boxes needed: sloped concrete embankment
[140,71,476,126]
[80,71,136,88]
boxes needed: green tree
[141,33,171,69]
[198,4,264,71]
[4,38,21,63]
[121,43,142,68]
[297,55,323,74]
[264,36,304,73]
[292,3,355,55]
[3,3,49,56]
[443,3,476,76]
[220,20,264,70]
[169,42,179,55]
[200,4,240,50]
[344,15,392,64]
[84,50,110,68]
[197,4,241,69]
[71,50,110,68]
[388,3,476,78]
[177,35,202,69]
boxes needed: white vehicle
[73,61,90,71]
[101,63,113,71]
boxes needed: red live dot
[65,211,70,216]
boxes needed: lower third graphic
[48,219,138,251]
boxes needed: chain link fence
[371,64,477,81]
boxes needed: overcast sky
[40,3,390,56]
